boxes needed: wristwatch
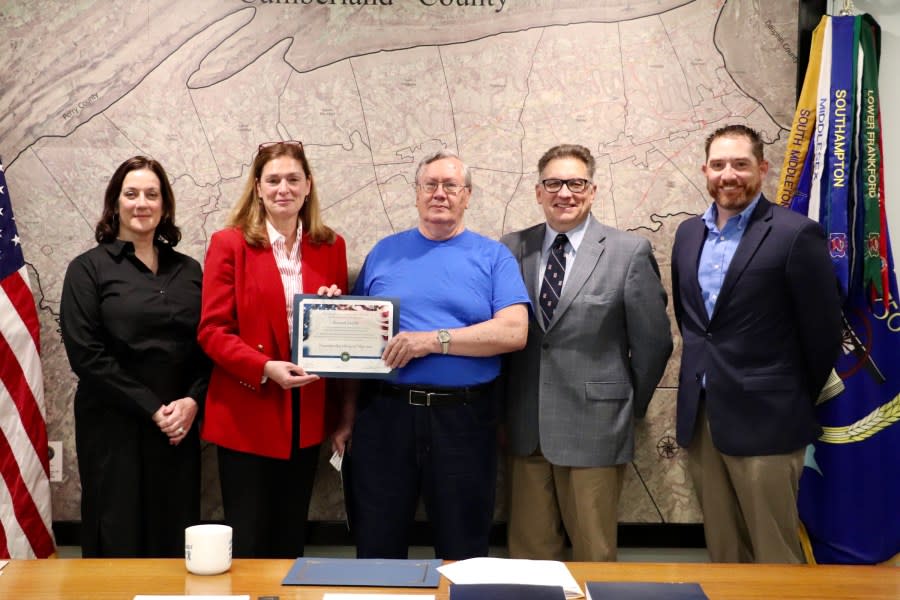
[437,329,451,355]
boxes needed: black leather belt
[378,381,492,407]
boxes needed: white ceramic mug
[184,524,232,575]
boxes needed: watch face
[439,330,451,343]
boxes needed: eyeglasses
[416,181,469,195]
[540,178,592,193]
[258,140,304,153]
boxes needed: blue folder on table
[585,581,708,599]
[282,557,442,588]
[450,583,567,599]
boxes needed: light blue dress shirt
[697,194,761,318]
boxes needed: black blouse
[60,240,209,419]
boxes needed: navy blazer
[671,197,842,456]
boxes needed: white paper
[48,440,63,482]
[437,557,583,599]
[323,595,435,600]
[330,450,344,471]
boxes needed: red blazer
[198,227,348,459]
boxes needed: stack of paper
[437,558,582,598]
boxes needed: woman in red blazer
[198,141,350,558]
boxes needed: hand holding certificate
[292,295,399,378]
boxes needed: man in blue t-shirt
[349,149,529,559]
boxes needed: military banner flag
[778,13,900,564]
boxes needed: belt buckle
[408,389,450,406]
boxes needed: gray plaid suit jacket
[500,216,673,467]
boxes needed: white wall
[848,0,900,279]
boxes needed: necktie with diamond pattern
[539,233,568,326]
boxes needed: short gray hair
[415,149,472,187]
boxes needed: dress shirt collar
[104,238,133,259]
[542,216,590,255]
[701,193,761,234]
[265,218,303,246]
[104,238,172,260]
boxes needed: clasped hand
[152,397,198,446]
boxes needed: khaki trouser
[688,404,806,563]
[508,449,625,562]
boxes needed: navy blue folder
[450,583,567,599]
[282,557,442,588]
[585,581,708,599]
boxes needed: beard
[708,180,761,211]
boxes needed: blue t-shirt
[352,228,529,386]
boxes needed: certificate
[292,295,398,378]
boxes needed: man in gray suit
[500,144,673,561]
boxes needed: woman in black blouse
[60,156,209,557]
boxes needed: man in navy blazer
[671,124,842,563]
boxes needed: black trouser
[349,381,498,559]
[216,391,319,558]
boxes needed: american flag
[0,161,55,558]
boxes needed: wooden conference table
[2,558,898,599]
